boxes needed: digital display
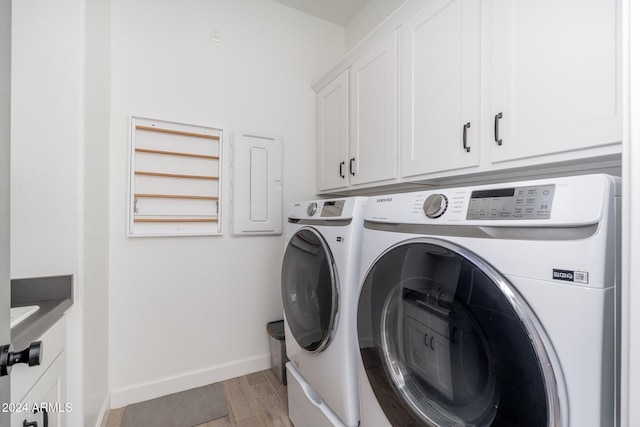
[470,188,515,199]
[321,200,345,217]
[466,184,555,220]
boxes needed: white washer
[282,197,367,427]
[356,174,620,427]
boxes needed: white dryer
[282,197,367,427]
[356,174,620,427]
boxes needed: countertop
[11,275,73,350]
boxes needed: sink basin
[10,305,39,328]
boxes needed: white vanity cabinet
[10,319,67,427]
[400,0,481,178]
[317,32,399,192]
[488,0,621,165]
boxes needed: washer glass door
[358,238,559,426]
[282,227,339,353]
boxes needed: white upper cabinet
[488,0,621,163]
[314,0,621,193]
[317,33,399,192]
[317,70,349,192]
[349,31,398,186]
[401,0,481,178]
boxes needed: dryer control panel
[466,184,555,220]
[319,200,346,217]
[289,197,368,221]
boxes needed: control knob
[423,194,448,218]
[307,202,318,216]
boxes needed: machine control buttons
[307,202,318,216]
[467,184,555,220]
[423,194,448,218]
[320,200,346,217]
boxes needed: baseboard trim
[109,354,271,408]
[96,395,111,427]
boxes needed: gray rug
[121,383,228,427]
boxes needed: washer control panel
[466,184,555,220]
[365,175,615,226]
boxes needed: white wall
[345,0,405,51]
[109,0,345,406]
[11,0,85,425]
[84,0,111,425]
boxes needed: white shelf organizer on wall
[128,116,223,236]
[231,132,283,236]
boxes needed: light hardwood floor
[105,369,292,427]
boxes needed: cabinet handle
[494,112,503,146]
[339,161,345,178]
[424,334,435,350]
[39,408,48,427]
[0,341,43,377]
[349,158,356,176]
[24,408,48,427]
[462,122,471,152]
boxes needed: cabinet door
[12,353,66,427]
[349,31,398,186]
[400,0,480,178]
[489,0,621,163]
[317,70,349,191]
[11,318,66,405]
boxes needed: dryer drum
[358,239,559,427]
[282,227,339,353]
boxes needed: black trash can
[266,320,288,385]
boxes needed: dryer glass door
[282,227,339,353]
[358,238,560,427]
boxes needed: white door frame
[0,0,11,421]
[621,0,640,425]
